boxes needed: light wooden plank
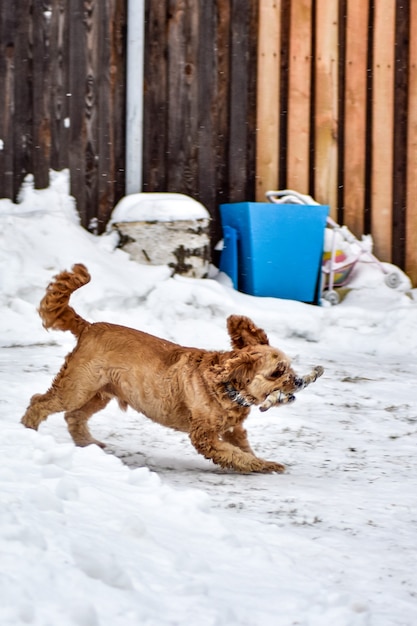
[287,0,312,193]
[255,0,281,201]
[343,1,369,237]
[314,0,338,218]
[406,0,417,285]
[371,0,396,262]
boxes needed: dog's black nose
[293,376,304,389]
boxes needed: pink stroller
[266,190,401,305]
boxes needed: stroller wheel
[384,272,401,289]
[322,290,340,306]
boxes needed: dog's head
[211,316,304,407]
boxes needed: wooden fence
[142,0,258,252]
[1,0,417,284]
[256,0,417,284]
[0,0,126,232]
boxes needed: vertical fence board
[245,0,259,202]
[314,0,338,218]
[109,0,126,212]
[83,0,99,229]
[0,3,16,198]
[196,2,229,249]
[392,1,409,269]
[195,0,230,246]
[197,0,231,247]
[143,0,168,192]
[197,1,219,223]
[50,0,69,170]
[32,0,52,189]
[255,0,281,201]
[97,0,113,232]
[228,0,247,200]
[371,1,395,262]
[68,0,87,223]
[343,1,369,237]
[13,0,33,199]
[166,0,199,193]
[213,0,231,208]
[406,0,417,284]
[278,0,290,190]
[287,0,312,193]
[228,0,257,201]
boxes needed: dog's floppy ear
[211,351,259,385]
[227,315,269,349]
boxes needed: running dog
[21,264,323,473]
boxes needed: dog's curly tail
[39,264,91,337]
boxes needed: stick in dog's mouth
[259,365,324,412]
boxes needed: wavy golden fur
[22,264,308,473]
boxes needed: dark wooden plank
[0,2,17,199]
[49,0,70,170]
[392,0,409,269]
[212,0,231,210]
[245,0,258,200]
[83,0,100,230]
[228,0,251,201]
[68,0,101,230]
[32,0,52,189]
[231,0,257,201]
[364,0,374,237]
[68,0,87,223]
[197,0,217,210]
[279,0,290,190]
[13,0,33,199]
[96,0,113,233]
[166,0,200,195]
[196,0,229,251]
[96,0,127,232]
[109,0,126,210]
[337,0,347,226]
[405,0,417,284]
[143,0,168,191]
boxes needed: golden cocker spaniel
[21,264,323,473]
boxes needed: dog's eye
[269,367,285,379]
[268,360,289,379]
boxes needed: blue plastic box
[220,202,329,303]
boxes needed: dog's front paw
[262,461,286,474]
[250,459,286,474]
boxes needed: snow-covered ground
[1,171,416,626]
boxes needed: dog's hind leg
[21,389,67,430]
[21,359,108,436]
[64,393,111,448]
